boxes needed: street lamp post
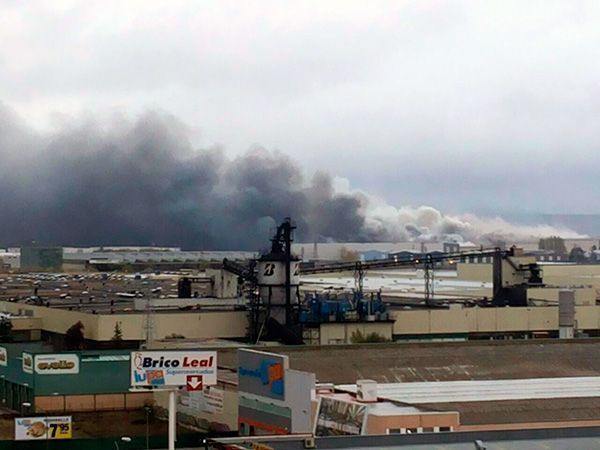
[20,401,31,417]
[114,436,132,450]
[145,406,151,450]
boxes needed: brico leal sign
[130,351,217,387]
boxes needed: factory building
[0,343,150,413]
[155,341,600,443]
[0,301,248,348]
[62,247,257,271]
[19,247,63,271]
[0,268,247,348]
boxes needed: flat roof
[300,270,491,300]
[419,397,600,425]
[216,340,600,385]
[338,376,600,404]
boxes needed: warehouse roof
[419,397,600,425]
[338,377,600,404]
[217,339,600,385]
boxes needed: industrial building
[0,343,151,413]
[0,246,256,271]
[2,249,600,348]
[1,220,600,449]
[294,239,599,262]
[144,341,600,449]
[0,269,247,348]
[1,220,599,350]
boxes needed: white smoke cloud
[333,176,587,243]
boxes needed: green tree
[112,321,123,341]
[350,329,388,343]
[64,321,85,350]
[569,247,588,263]
[0,317,13,342]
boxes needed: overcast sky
[1,0,599,215]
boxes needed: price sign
[46,417,72,439]
[15,416,72,440]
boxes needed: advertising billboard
[179,386,224,415]
[130,351,217,387]
[22,353,33,374]
[34,354,79,375]
[15,416,72,440]
[315,397,367,436]
[238,349,288,400]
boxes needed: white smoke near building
[333,177,587,244]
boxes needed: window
[406,428,418,434]
[387,428,402,434]
[439,426,452,432]
[422,427,434,433]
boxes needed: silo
[558,289,575,339]
[256,218,301,327]
[257,252,301,324]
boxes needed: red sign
[186,375,203,391]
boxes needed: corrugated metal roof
[420,397,600,425]
[338,377,600,403]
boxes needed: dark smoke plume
[0,105,584,249]
[0,106,370,249]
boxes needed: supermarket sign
[22,353,79,375]
[35,354,79,375]
[130,351,217,387]
[15,416,72,440]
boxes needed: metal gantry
[424,254,435,306]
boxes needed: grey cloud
[0,105,372,248]
[1,1,600,221]
[0,105,587,249]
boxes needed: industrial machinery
[301,247,544,307]
[299,291,388,324]
[224,218,303,344]
[224,219,545,345]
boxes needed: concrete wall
[0,301,248,341]
[11,317,43,331]
[35,392,152,413]
[543,265,600,277]
[527,287,596,306]
[366,411,459,435]
[459,262,600,292]
[0,302,102,339]
[457,264,492,282]
[318,322,394,345]
[542,265,600,299]
[392,306,600,336]
[206,269,239,298]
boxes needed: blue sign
[239,359,284,396]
